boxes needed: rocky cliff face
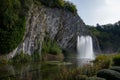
[8,4,89,58]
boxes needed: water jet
[77,35,95,60]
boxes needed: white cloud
[105,0,120,6]
[94,0,120,25]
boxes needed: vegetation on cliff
[0,0,29,54]
[88,21,120,53]
[38,0,77,13]
[42,36,62,55]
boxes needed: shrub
[77,65,100,77]
[38,0,77,13]
[55,0,64,8]
[98,59,111,69]
[10,52,32,63]
[56,65,101,80]
[38,0,51,7]
[42,36,51,53]
[49,42,62,55]
[64,1,77,13]
[31,50,41,62]
[0,0,27,54]
[93,55,111,69]
[0,56,8,65]
[112,55,120,66]
[39,0,64,8]
[94,55,107,62]
[56,69,88,80]
[42,36,62,55]
[97,69,120,80]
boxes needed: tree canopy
[88,21,120,53]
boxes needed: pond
[0,58,93,80]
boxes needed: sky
[66,0,120,26]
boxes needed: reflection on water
[0,62,67,80]
[77,58,93,67]
[0,63,42,80]
[64,57,93,67]
[0,58,93,80]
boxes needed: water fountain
[77,35,95,60]
[77,35,95,66]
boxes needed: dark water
[0,58,92,80]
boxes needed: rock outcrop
[8,4,90,58]
[97,68,120,80]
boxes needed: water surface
[0,58,93,80]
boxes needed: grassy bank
[55,54,120,80]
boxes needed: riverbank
[0,53,120,80]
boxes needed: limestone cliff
[8,4,89,58]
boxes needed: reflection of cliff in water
[0,58,93,80]
[0,63,42,80]
[0,63,69,80]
